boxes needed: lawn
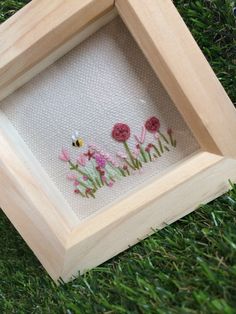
[0,0,236,313]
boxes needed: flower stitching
[112,123,130,142]
[145,116,160,133]
[60,116,176,199]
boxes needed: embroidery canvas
[1,17,199,219]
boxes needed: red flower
[112,123,130,142]
[147,143,153,149]
[145,117,160,133]
[167,128,173,136]
[84,150,95,160]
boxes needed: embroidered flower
[67,174,77,181]
[76,154,87,166]
[134,125,146,144]
[73,180,80,186]
[59,148,70,162]
[101,176,107,183]
[96,166,105,176]
[145,117,160,133]
[62,118,176,199]
[112,123,130,142]
[116,151,128,160]
[84,150,95,160]
[167,128,173,136]
[132,148,140,158]
[94,153,106,168]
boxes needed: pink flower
[67,174,77,181]
[112,123,130,142]
[84,150,95,160]
[83,175,88,181]
[145,117,160,133]
[73,180,80,186]
[59,148,70,162]
[132,148,140,158]
[116,152,128,160]
[123,164,128,170]
[134,125,146,144]
[76,154,87,166]
[74,189,80,194]
[167,128,173,136]
[101,176,106,183]
[108,182,114,187]
[95,153,106,168]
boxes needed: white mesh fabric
[0,17,199,220]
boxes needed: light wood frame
[0,0,235,283]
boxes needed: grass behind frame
[0,0,236,313]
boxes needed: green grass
[0,0,236,313]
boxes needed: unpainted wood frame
[0,0,235,282]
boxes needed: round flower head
[145,117,160,133]
[112,123,130,142]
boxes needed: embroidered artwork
[59,116,176,198]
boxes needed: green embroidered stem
[152,144,161,157]
[95,177,102,188]
[79,191,86,198]
[159,131,169,144]
[168,133,176,147]
[69,161,97,190]
[139,145,148,163]
[157,138,164,154]
[123,141,139,169]
[86,191,95,199]
[118,167,127,177]
[164,145,170,152]
[76,179,92,191]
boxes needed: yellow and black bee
[72,131,84,148]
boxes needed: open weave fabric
[0,17,199,220]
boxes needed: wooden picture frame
[0,0,235,283]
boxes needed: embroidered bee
[72,131,84,148]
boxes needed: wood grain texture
[0,113,72,280]
[116,0,236,158]
[0,0,115,100]
[62,152,236,281]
